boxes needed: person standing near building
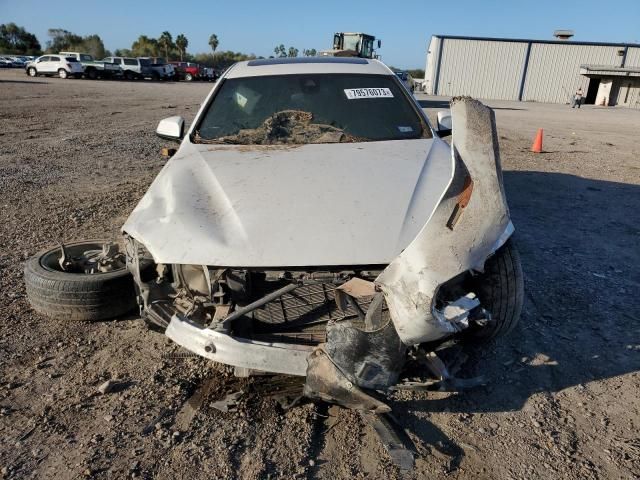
[572,87,584,108]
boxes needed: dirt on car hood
[122,138,453,266]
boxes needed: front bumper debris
[165,314,312,376]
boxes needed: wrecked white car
[25,57,523,412]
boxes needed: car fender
[377,97,513,345]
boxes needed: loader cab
[331,33,380,59]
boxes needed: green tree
[131,35,159,57]
[158,31,173,60]
[45,28,107,58]
[302,48,317,57]
[408,68,425,79]
[175,34,188,61]
[81,34,106,59]
[0,23,41,54]
[287,47,299,57]
[114,48,133,57]
[208,33,219,62]
[210,50,256,70]
[46,28,82,52]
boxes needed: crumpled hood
[122,138,453,266]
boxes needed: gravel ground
[1,69,639,479]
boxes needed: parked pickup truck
[102,57,153,80]
[59,52,121,79]
[139,57,175,80]
[170,61,203,81]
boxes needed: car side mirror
[377,39,382,49]
[436,110,452,137]
[156,116,185,142]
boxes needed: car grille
[251,283,389,344]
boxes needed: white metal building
[424,34,640,108]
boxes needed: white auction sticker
[344,88,394,99]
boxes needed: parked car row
[20,52,217,81]
[0,55,36,68]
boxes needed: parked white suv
[26,55,84,79]
[102,57,153,80]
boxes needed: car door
[37,56,52,73]
[123,58,138,73]
[48,56,62,72]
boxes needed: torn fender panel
[377,97,513,345]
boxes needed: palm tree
[208,34,219,64]
[158,31,173,60]
[175,34,188,61]
[274,44,286,58]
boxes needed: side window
[37,56,48,62]
[50,56,60,62]
[123,58,138,66]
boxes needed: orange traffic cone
[531,128,543,153]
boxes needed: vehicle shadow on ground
[390,170,640,448]
[0,79,49,85]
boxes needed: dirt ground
[1,68,639,479]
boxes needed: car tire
[74,73,82,79]
[28,67,37,77]
[185,72,193,81]
[466,238,524,341]
[24,241,138,321]
[58,68,68,79]
[87,68,98,80]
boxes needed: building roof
[226,57,392,78]
[580,64,640,77]
[433,34,640,48]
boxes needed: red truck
[169,61,203,81]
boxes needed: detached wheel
[24,240,137,321]
[467,238,524,340]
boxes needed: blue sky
[2,0,639,68]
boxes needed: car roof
[225,57,393,79]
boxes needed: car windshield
[194,74,430,145]
[139,58,151,66]
[65,57,79,62]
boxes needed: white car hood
[122,138,453,267]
